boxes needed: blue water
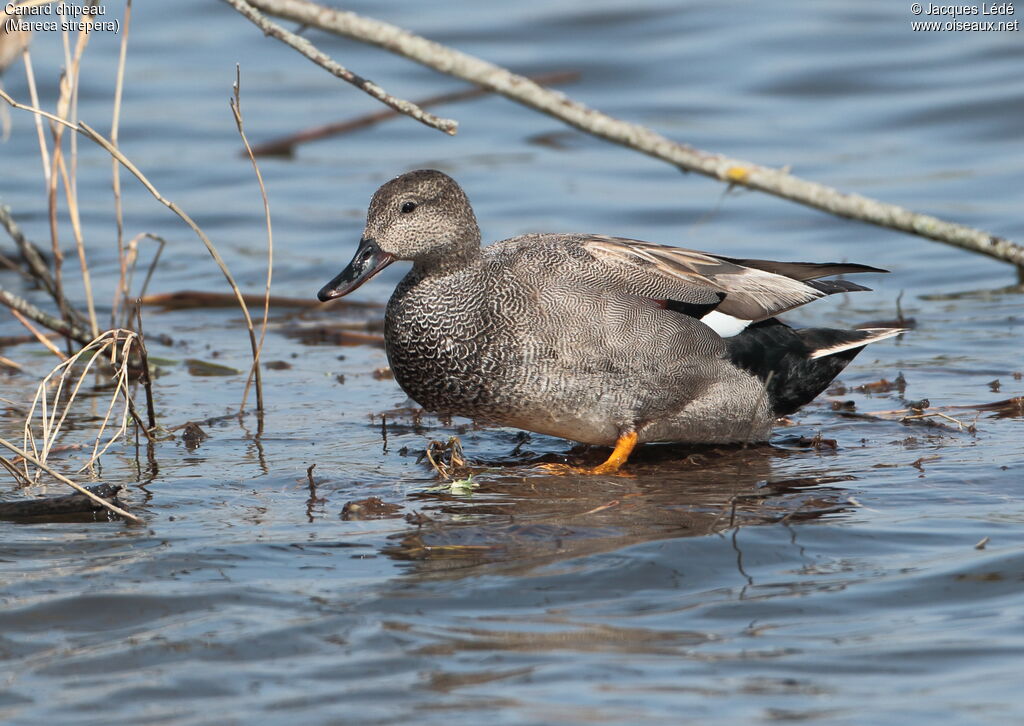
[1,1,1022,724]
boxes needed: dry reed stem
[133,304,156,429]
[9,308,66,360]
[423,437,465,480]
[122,233,165,319]
[26,338,103,471]
[44,29,85,336]
[0,454,33,487]
[77,121,267,407]
[231,66,268,414]
[247,0,1024,273]
[21,48,50,184]
[222,0,457,135]
[110,0,132,328]
[0,435,141,523]
[0,89,268,400]
[39,21,94,341]
[900,410,971,430]
[59,21,100,338]
[86,333,136,468]
[21,329,139,481]
[56,154,100,337]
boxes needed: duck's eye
[400,201,417,214]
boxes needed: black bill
[317,237,394,301]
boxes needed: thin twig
[0,454,33,487]
[900,411,970,430]
[0,81,266,399]
[247,0,1024,273]
[61,20,99,338]
[0,248,24,276]
[0,218,34,278]
[83,332,152,468]
[45,22,93,343]
[110,0,132,329]
[122,233,166,316]
[19,330,142,480]
[9,308,67,361]
[77,119,265,400]
[231,66,269,414]
[0,284,94,345]
[0,204,68,312]
[21,48,50,184]
[57,153,100,337]
[249,69,580,156]
[0,93,260,379]
[0,435,142,523]
[134,303,156,430]
[221,0,457,135]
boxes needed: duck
[318,170,902,473]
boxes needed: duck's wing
[577,236,885,322]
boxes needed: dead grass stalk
[231,66,269,414]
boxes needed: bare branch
[249,69,579,156]
[0,203,74,311]
[247,0,1024,273]
[221,0,457,135]
[0,284,93,346]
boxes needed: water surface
[1,1,1022,724]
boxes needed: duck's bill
[317,237,394,301]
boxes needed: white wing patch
[700,311,752,338]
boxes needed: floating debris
[420,436,466,480]
[0,483,126,522]
[185,358,240,377]
[341,497,402,520]
[181,422,208,450]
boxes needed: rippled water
[1,1,1023,724]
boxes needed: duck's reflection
[377,443,855,578]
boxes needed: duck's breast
[385,267,527,417]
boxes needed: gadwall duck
[319,170,901,473]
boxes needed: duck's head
[317,169,480,301]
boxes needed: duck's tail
[726,319,904,416]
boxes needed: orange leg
[538,431,639,475]
[590,431,639,474]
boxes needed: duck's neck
[412,230,483,276]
